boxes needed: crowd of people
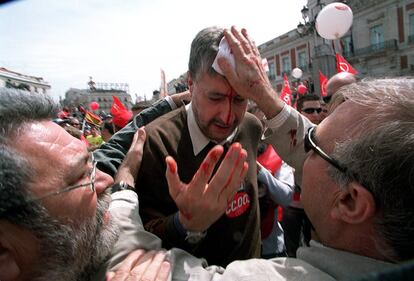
[1,26,413,281]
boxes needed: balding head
[326,72,356,98]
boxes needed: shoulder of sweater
[241,112,263,132]
[144,106,187,133]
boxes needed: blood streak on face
[225,88,236,125]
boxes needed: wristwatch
[111,181,135,193]
[185,230,207,244]
[173,212,207,244]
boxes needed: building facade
[258,0,414,95]
[62,79,132,113]
[0,67,51,94]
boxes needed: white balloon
[316,2,353,40]
[291,68,303,79]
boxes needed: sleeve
[257,163,294,207]
[106,190,163,271]
[94,98,173,177]
[262,105,314,186]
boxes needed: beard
[30,190,119,281]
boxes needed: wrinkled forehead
[317,100,367,146]
[11,121,87,170]
[303,100,321,108]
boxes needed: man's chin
[208,125,235,142]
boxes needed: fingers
[106,249,147,281]
[137,251,170,281]
[230,26,253,55]
[129,127,146,169]
[223,28,245,61]
[208,143,247,199]
[223,161,248,202]
[165,156,182,200]
[190,145,224,195]
[241,28,261,57]
[128,127,146,150]
[107,250,170,281]
[155,261,171,281]
[220,148,248,201]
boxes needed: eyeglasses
[302,108,322,114]
[304,127,347,173]
[25,153,97,204]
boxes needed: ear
[187,71,194,93]
[331,182,376,224]
[0,224,21,281]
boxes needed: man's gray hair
[188,26,224,80]
[0,88,58,221]
[329,77,414,261]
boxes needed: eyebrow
[62,152,90,184]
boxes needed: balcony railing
[354,39,398,57]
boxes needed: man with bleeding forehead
[133,26,263,266]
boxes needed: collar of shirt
[186,103,237,156]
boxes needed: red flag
[110,95,133,129]
[336,53,358,74]
[111,95,127,115]
[319,71,328,97]
[279,74,292,106]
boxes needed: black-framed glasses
[304,127,347,173]
[25,153,97,204]
[302,108,322,114]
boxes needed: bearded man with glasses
[0,88,173,281]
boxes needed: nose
[218,101,235,126]
[94,169,114,195]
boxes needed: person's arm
[94,91,190,177]
[257,162,294,207]
[104,129,163,269]
[218,26,314,185]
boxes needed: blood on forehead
[225,88,237,125]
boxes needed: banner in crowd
[84,111,102,127]
[336,53,358,74]
[319,71,328,97]
[280,74,292,106]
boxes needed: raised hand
[113,127,146,188]
[218,26,283,119]
[165,143,249,232]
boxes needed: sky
[0,0,307,102]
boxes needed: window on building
[370,24,384,47]
[282,57,290,75]
[268,61,276,80]
[341,36,353,56]
[298,51,307,70]
[409,14,414,43]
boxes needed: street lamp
[297,5,314,36]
